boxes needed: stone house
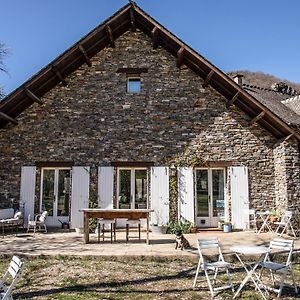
[0,3,299,230]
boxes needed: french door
[117,168,148,209]
[40,168,71,227]
[195,168,225,227]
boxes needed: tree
[0,42,8,99]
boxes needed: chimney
[233,74,244,86]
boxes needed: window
[127,76,141,93]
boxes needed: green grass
[0,255,299,299]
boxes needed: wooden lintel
[130,8,136,31]
[151,27,159,49]
[78,45,92,67]
[176,47,185,68]
[25,88,43,105]
[226,91,240,108]
[249,111,265,126]
[0,111,18,125]
[52,67,67,86]
[202,70,214,87]
[106,25,115,48]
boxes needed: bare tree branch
[0,42,9,99]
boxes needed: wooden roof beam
[202,70,214,88]
[78,45,92,67]
[249,111,265,126]
[106,25,115,48]
[24,88,43,105]
[283,133,295,142]
[130,8,136,31]
[226,91,240,108]
[51,66,68,86]
[151,27,159,49]
[0,111,18,125]
[176,47,185,68]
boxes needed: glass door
[195,168,225,227]
[117,168,148,209]
[41,168,71,227]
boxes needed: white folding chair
[193,237,234,298]
[245,209,258,232]
[27,211,48,234]
[259,238,298,297]
[274,211,296,237]
[0,255,24,300]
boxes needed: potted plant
[270,209,281,223]
[223,222,232,233]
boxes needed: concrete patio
[0,229,299,258]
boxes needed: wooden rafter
[130,8,136,31]
[226,91,240,108]
[78,45,92,67]
[176,47,185,68]
[249,111,265,126]
[51,66,68,86]
[151,27,159,49]
[24,88,43,105]
[284,133,295,141]
[0,111,18,125]
[106,25,115,48]
[202,70,214,88]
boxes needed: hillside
[228,70,300,92]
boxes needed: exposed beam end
[226,91,240,108]
[176,47,185,68]
[202,70,214,88]
[79,45,92,67]
[151,27,159,49]
[106,25,115,48]
[25,88,43,105]
[0,111,18,125]
[249,111,265,126]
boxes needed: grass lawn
[0,255,299,299]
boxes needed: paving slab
[0,229,299,259]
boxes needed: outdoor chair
[27,211,48,234]
[245,209,257,232]
[193,237,234,298]
[0,255,24,300]
[97,218,116,243]
[274,210,296,237]
[125,219,141,242]
[259,238,298,297]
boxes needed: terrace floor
[0,228,299,258]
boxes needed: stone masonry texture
[0,29,299,211]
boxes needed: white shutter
[178,167,195,224]
[98,166,114,209]
[230,166,249,230]
[150,167,169,225]
[20,166,36,226]
[70,166,90,229]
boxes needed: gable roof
[0,2,299,141]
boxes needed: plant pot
[190,227,197,233]
[223,223,232,233]
[75,227,84,234]
[151,225,167,234]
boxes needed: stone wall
[274,139,300,210]
[0,29,293,210]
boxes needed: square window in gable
[127,75,141,93]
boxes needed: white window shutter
[230,166,249,230]
[20,166,36,226]
[178,167,195,224]
[70,166,90,229]
[98,166,114,209]
[150,167,169,225]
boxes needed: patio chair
[259,238,298,297]
[193,237,234,298]
[245,209,257,232]
[0,255,24,300]
[97,218,116,243]
[274,210,296,237]
[27,211,48,234]
[125,219,141,242]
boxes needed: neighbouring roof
[0,2,299,141]
[282,95,300,116]
[242,85,300,128]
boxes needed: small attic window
[127,75,141,93]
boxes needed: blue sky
[1,0,300,96]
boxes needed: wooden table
[80,209,154,244]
